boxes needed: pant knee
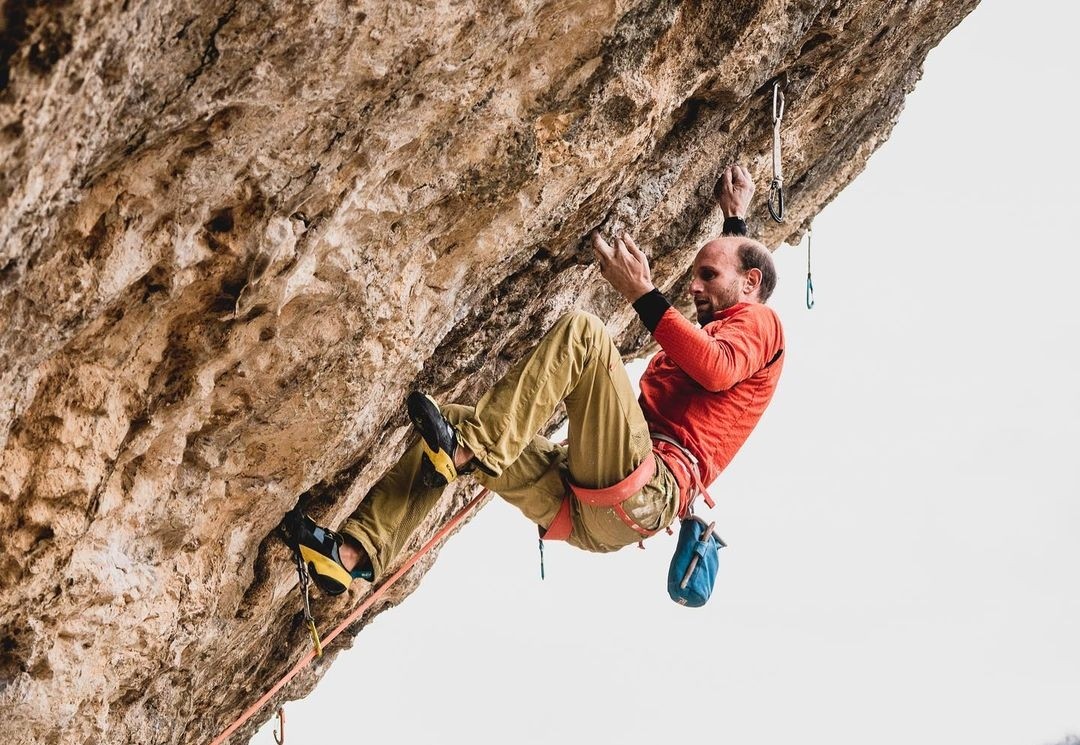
[441,403,474,426]
[555,310,608,345]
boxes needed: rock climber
[288,163,785,594]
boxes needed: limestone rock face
[1,1,976,742]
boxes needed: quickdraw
[805,223,815,309]
[273,707,285,745]
[290,547,323,657]
[209,489,489,745]
[768,81,786,223]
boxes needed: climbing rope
[209,488,491,745]
[768,81,785,223]
[805,223,815,309]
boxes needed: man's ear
[744,267,763,297]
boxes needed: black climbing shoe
[406,391,461,488]
[280,508,373,596]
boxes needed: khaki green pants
[341,311,679,579]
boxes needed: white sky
[257,3,1079,744]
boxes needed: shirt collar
[712,302,749,322]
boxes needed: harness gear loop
[805,223,815,309]
[292,550,323,657]
[273,708,285,745]
[768,81,786,223]
[651,433,713,513]
[210,489,490,745]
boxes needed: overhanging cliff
[1,1,978,742]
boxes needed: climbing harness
[535,433,706,573]
[536,432,714,563]
[528,433,730,606]
[567,453,659,538]
[209,489,490,745]
[273,707,285,745]
[768,81,786,223]
[289,548,323,657]
[538,433,713,547]
[805,223,815,309]
[651,433,713,515]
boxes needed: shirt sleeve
[651,305,780,392]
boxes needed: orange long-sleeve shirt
[639,302,785,490]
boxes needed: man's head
[690,237,777,324]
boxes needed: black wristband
[722,216,748,236]
[632,288,672,332]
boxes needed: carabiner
[767,180,784,222]
[772,81,785,124]
[273,707,285,745]
[293,551,323,657]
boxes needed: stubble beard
[696,280,742,325]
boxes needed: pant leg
[340,405,568,579]
[455,310,652,486]
[475,431,568,528]
[342,311,678,568]
[468,426,680,554]
[340,437,441,581]
[458,310,677,550]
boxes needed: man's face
[689,241,746,324]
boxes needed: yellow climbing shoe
[280,509,372,596]
[406,391,460,488]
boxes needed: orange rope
[209,488,490,745]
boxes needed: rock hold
[0,1,978,743]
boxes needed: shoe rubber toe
[407,392,458,487]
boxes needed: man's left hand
[591,230,655,303]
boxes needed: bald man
[290,165,785,594]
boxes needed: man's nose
[689,278,702,295]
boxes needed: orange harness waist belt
[539,453,656,542]
[539,434,711,543]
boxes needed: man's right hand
[591,230,655,304]
[717,164,755,219]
